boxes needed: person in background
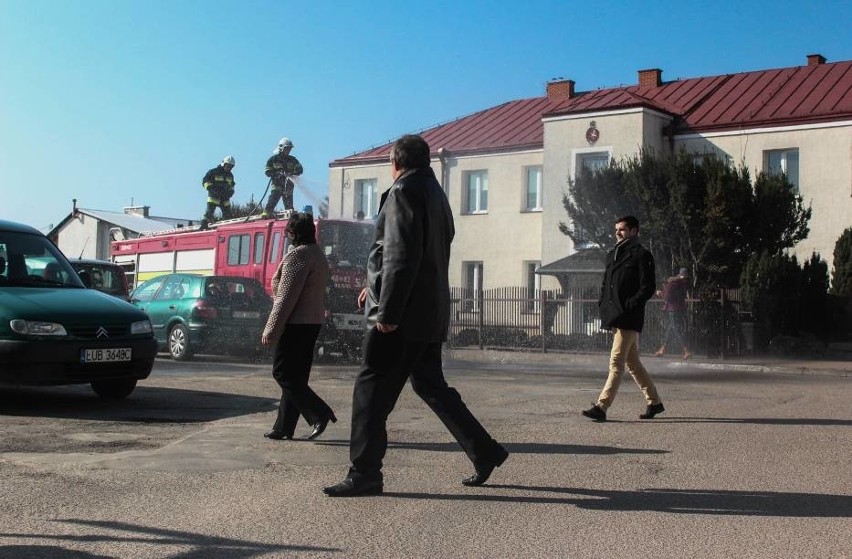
[261,137,303,217]
[200,156,236,230]
[654,267,692,359]
[261,212,336,441]
[323,134,508,498]
[582,215,665,422]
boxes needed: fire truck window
[227,234,251,266]
[269,231,281,264]
[254,233,265,265]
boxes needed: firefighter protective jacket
[202,165,235,192]
[265,153,303,187]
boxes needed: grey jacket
[364,166,454,342]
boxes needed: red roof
[331,58,852,167]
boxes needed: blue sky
[2,0,850,232]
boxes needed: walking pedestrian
[654,267,692,359]
[582,215,665,422]
[323,135,508,497]
[261,212,337,441]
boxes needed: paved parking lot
[1,350,850,558]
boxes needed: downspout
[437,147,450,194]
[339,168,347,218]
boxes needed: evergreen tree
[831,227,852,298]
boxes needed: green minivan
[0,219,157,398]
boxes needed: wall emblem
[585,121,600,144]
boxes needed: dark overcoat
[364,167,454,342]
[598,237,656,332]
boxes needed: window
[524,166,542,211]
[462,261,483,311]
[132,277,165,302]
[465,171,488,213]
[765,149,800,192]
[269,231,281,264]
[227,234,251,265]
[254,233,265,265]
[525,261,541,311]
[355,179,378,218]
[578,152,609,172]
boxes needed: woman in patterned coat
[260,212,337,440]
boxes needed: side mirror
[77,269,92,287]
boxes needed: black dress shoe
[462,446,509,487]
[264,431,292,440]
[323,477,383,497]
[581,404,607,422]
[307,412,337,440]
[639,402,665,419]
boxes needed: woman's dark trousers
[272,324,334,437]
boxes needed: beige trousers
[597,328,661,411]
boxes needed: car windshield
[0,231,85,288]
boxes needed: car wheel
[168,323,193,361]
[91,379,137,399]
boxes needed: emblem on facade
[586,121,600,144]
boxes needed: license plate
[233,311,260,319]
[81,348,132,363]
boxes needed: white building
[329,54,851,292]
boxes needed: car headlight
[10,319,68,336]
[131,319,153,335]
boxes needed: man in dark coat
[323,134,508,497]
[582,215,665,422]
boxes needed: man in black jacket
[323,135,508,497]
[582,215,665,422]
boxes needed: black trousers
[347,328,504,482]
[271,324,334,437]
[264,184,294,213]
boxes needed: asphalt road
[0,349,850,558]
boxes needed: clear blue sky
[2,0,850,232]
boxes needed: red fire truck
[110,213,374,360]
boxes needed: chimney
[807,53,826,66]
[638,68,662,88]
[547,78,575,100]
[124,205,150,218]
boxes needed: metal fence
[449,286,747,358]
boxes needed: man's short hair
[286,211,316,245]
[390,134,431,170]
[616,215,640,230]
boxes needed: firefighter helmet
[222,155,235,167]
[278,137,293,150]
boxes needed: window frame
[523,166,543,212]
[355,178,379,218]
[464,170,489,214]
[764,148,800,192]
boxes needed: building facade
[329,54,852,292]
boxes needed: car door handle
[169,305,176,310]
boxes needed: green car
[0,219,157,398]
[130,274,272,361]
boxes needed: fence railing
[449,286,746,358]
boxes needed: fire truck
[110,212,375,360]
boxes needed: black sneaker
[581,404,607,422]
[639,403,665,419]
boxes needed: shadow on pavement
[0,385,276,423]
[665,417,852,427]
[0,519,340,558]
[386,486,852,517]
[314,439,668,455]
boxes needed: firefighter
[200,156,236,230]
[261,137,303,218]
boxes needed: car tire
[168,323,193,361]
[91,379,137,399]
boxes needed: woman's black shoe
[264,431,292,440]
[307,413,337,440]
